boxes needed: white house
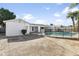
[3,19,64,36]
[3,19,47,36]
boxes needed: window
[32,27,34,31]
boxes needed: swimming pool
[45,32,76,36]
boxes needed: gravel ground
[0,35,79,56]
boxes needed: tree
[67,12,76,31]
[69,3,79,9]
[0,8,16,27]
[67,3,79,32]
[73,11,79,32]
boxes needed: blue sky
[0,3,79,26]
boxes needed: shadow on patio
[7,34,44,43]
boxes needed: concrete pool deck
[0,34,79,56]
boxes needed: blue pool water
[45,32,76,36]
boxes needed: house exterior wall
[30,25,45,33]
[6,21,30,36]
[5,19,47,36]
[30,25,38,32]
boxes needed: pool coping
[45,32,79,40]
[45,35,79,40]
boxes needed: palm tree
[67,12,76,31]
[73,11,79,32]
[69,3,79,9]
[67,3,79,32]
[78,17,79,32]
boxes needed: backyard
[0,3,79,56]
[0,34,79,56]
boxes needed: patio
[0,35,79,56]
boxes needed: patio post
[27,25,31,34]
[38,26,40,33]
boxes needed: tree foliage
[67,10,79,32]
[68,3,79,32]
[0,8,16,26]
[73,11,79,32]
[69,3,79,9]
[67,12,76,31]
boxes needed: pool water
[45,32,76,36]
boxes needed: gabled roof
[3,19,31,24]
[3,19,49,27]
[30,23,48,27]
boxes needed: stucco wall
[6,21,30,36]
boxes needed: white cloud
[16,15,20,19]
[66,19,73,25]
[70,7,79,12]
[17,14,35,20]
[54,13,61,17]
[17,13,48,25]
[22,14,34,20]
[34,19,48,25]
[17,13,37,23]
[62,7,70,14]
[53,19,64,25]
[62,7,79,14]
[45,7,50,10]
[52,18,73,26]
